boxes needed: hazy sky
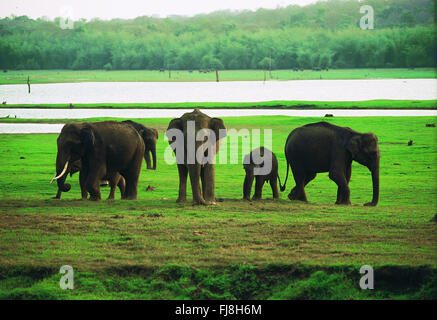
[1,0,325,20]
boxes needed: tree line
[0,0,435,70]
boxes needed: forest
[0,0,435,71]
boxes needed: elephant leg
[117,175,126,199]
[329,169,351,205]
[336,164,351,204]
[86,177,102,201]
[202,163,216,204]
[270,176,279,199]
[289,164,308,202]
[176,164,188,203]
[252,177,265,200]
[121,149,143,200]
[79,169,88,200]
[54,189,62,199]
[188,164,206,205]
[243,172,254,200]
[107,173,120,200]
[304,172,317,186]
[121,169,139,200]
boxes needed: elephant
[51,121,145,200]
[243,147,281,200]
[280,122,380,206]
[53,159,126,200]
[166,109,226,205]
[122,120,158,170]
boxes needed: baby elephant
[243,147,281,200]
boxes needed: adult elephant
[166,109,226,205]
[280,122,380,206]
[122,120,158,170]
[53,159,126,200]
[51,121,145,200]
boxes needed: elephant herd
[51,109,380,206]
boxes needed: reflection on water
[0,79,436,104]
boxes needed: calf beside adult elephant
[51,121,145,200]
[166,109,226,205]
[280,122,380,206]
[243,147,280,201]
[53,159,126,200]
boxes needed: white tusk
[50,161,69,184]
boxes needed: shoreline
[1,100,436,110]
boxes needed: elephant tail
[279,159,289,192]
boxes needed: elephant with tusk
[51,121,144,201]
[51,159,125,200]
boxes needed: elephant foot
[192,198,207,206]
[88,195,101,201]
[335,200,351,205]
[176,197,186,203]
[364,202,377,207]
[251,196,261,201]
[288,192,308,202]
[243,196,251,201]
[205,200,218,205]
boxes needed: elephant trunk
[365,159,379,206]
[151,145,156,170]
[144,150,152,170]
[144,145,156,170]
[55,153,71,192]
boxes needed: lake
[1,109,436,133]
[1,79,436,104]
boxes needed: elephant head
[51,123,95,193]
[122,120,158,170]
[346,132,380,206]
[166,109,226,205]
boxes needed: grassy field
[2,99,437,111]
[0,116,436,299]
[0,68,435,85]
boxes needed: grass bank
[0,68,435,85]
[0,116,436,299]
[1,100,437,111]
[1,265,435,299]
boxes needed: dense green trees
[0,0,435,70]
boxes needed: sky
[0,0,326,20]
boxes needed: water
[1,109,436,133]
[1,108,437,120]
[1,79,436,104]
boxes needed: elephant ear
[210,118,226,141]
[144,127,158,141]
[80,124,95,151]
[166,118,183,143]
[346,135,361,159]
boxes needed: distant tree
[258,57,274,81]
[103,62,112,71]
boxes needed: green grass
[0,116,436,299]
[2,99,437,111]
[0,68,436,85]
